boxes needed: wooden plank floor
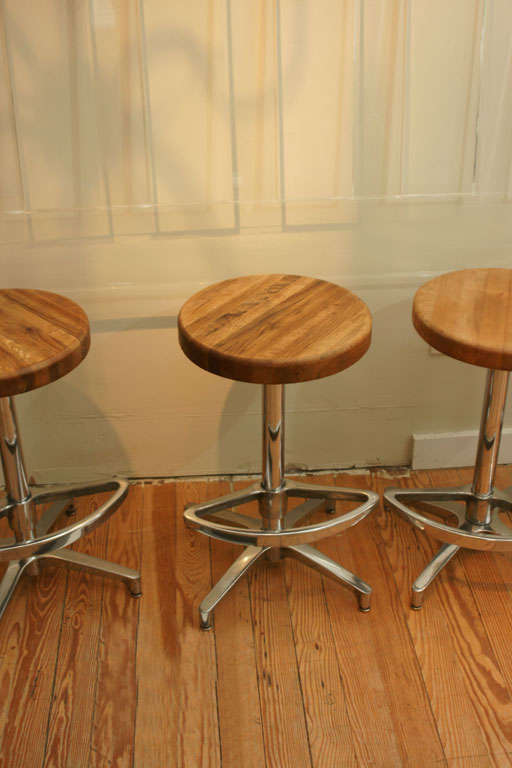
[2,468,512,766]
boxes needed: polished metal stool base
[187,484,375,629]
[384,483,512,609]
[0,397,141,622]
[384,369,511,609]
[185,385,378,630]
[0,482,142,622]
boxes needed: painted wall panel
[0,1,511,481]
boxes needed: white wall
[2,1,512,482]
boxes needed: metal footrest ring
[0,480,130,562]
[384,486,512,552]
[185,479,378,629]
[0,479,140,621]
[384,484,512,610]
[184,480,379,548]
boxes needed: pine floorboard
[2,469,512,766]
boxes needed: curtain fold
[0,0,510,240]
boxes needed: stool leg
[467,369,509,525]
[411,542,460,609]
[406,369,509,608]
[0,398,141,616]
[285,544,372,611]
[0,559,33,621]
[199,545,269,630]
[41,549,141,596]
[261,384,286,562]
[284,498,332,527]
[261,496,286,563]
[187,384,376,627]
[35,499,76,536]
[0,398,39,576]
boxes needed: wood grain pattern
[283,490,359,768]
[319,472,446,767]
[413,269,512,370]
[234,481,312,768]
[44,494,109,768]
[134,481,221,768]
[0,289,90,396]
[249,552,312,768]
[375,469,512,764]
[453,466,512,768]
[133,482,180,767]
[176,482,221,768]
[3,472,512,766]
[211,481,266,768]
[89,485,142,767]
[178,274,372,383]
[375,470,489,761]
[0,560,67,768]
[174,480,221,768]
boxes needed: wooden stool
[0,289,141,621]
[178,274,378,629]
[384,268,512,608]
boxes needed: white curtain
[0,0,510,241]
[478,0,512,197]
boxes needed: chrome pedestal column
[0,396,141,622]
[384,369,512,609]
[184,384,378,630]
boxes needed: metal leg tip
[200,612,213,631]
[411,590,424,610]
[127,578,142,598]
[358,593,371,612]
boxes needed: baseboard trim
[412,428,512,470]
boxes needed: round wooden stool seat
[178,274,372,384]
[413,268,512,371]
[0,289,90,397]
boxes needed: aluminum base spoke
[416,500,466,526]
[284,498,331,528]
[0,546,141,618]
[41,549,141,596]
[487,514,512,537]
[199,545,268,630]
[492,487,512,508]
[285,543,372,611]
[207,509,260,529]
[411,543,460,609]
[35,500,75,537]
[0,559,32,621]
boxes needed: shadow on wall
[211,295,503,477]
[217,380,262,478]
[370,297,494,437]
[15,358,131,488]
